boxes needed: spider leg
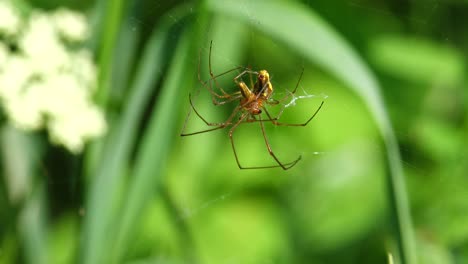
[203,67,245,97]
[206,89,242,106]
[233,69,258,86]
[180,95,242,136]
[206,41,252,101]
[258,115,301,170]
[229,115,300,170]
[199,42,258,106]
[199,60,244,105]
[249,68,255,89]
[208,40,232,97]
[198,42,245,105]
[276,67,304,103]
[229,113,249,168]
[263,101,324,126]
[181,123,227,136]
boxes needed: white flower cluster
[0,1,106,153]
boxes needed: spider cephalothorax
[237,70,272,115]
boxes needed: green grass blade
[80,6,185,264]
[110,6,207,261]
[207,1,417,263]
[19,185,47,264]
[95,0,128,107]
[1,127,47,264]
[111,33,192,263]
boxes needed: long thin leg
[258,115,301,170]
[197,84,243,106]
[199,42,259,106]
[202,67,257,106]
[198,61,244,104]
[229,115,300,170]
[263,101,324,127]
[276,67,304,103]
[209,92,242,106]
[249,67,255,89]
[206,41,253,101]
[208,40,231,97]
[181,122,232,136]
[181,123,229,136]
[197,42,245,105]
[190,94,242,127]
[201,66,245,97]
[180,99,242,136]
[233,69,258,85]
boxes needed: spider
[180,41,324,170]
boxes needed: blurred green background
[1,0,467,263]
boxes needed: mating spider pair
[180,41,324,170]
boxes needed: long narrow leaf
[1,127,47,264]
[110,5,207,262]
[95,0,128,106]
[80,6,182,264]
[19,185,47,264]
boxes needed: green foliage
[369,35,465,85]
[1,0,468,264]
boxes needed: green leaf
[1,126,47,264]
[80,4,185,264]
[95,0,128,107]
[369,35,465,85]
[109,3,203,263]
[19,185,47,264]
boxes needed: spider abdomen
[242,98,263,115]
